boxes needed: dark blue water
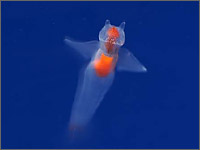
[2,1,199,149]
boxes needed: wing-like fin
[117,48,147,72]
[64,37,99,59]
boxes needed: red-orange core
[107,27,119,38]
[94,53,113,77]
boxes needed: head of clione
[99,20,125,54]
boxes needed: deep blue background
[2,1,199,149]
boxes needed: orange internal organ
[94,53,114,77]
[105,38,115,54]
[107,27,119,38]
[105,27,120,54]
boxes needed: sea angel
[65,20,147,132]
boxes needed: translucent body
[64,20,147,133]
[69,59,114,128]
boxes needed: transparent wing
[64,37,99,59]
[117,48,147,72]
